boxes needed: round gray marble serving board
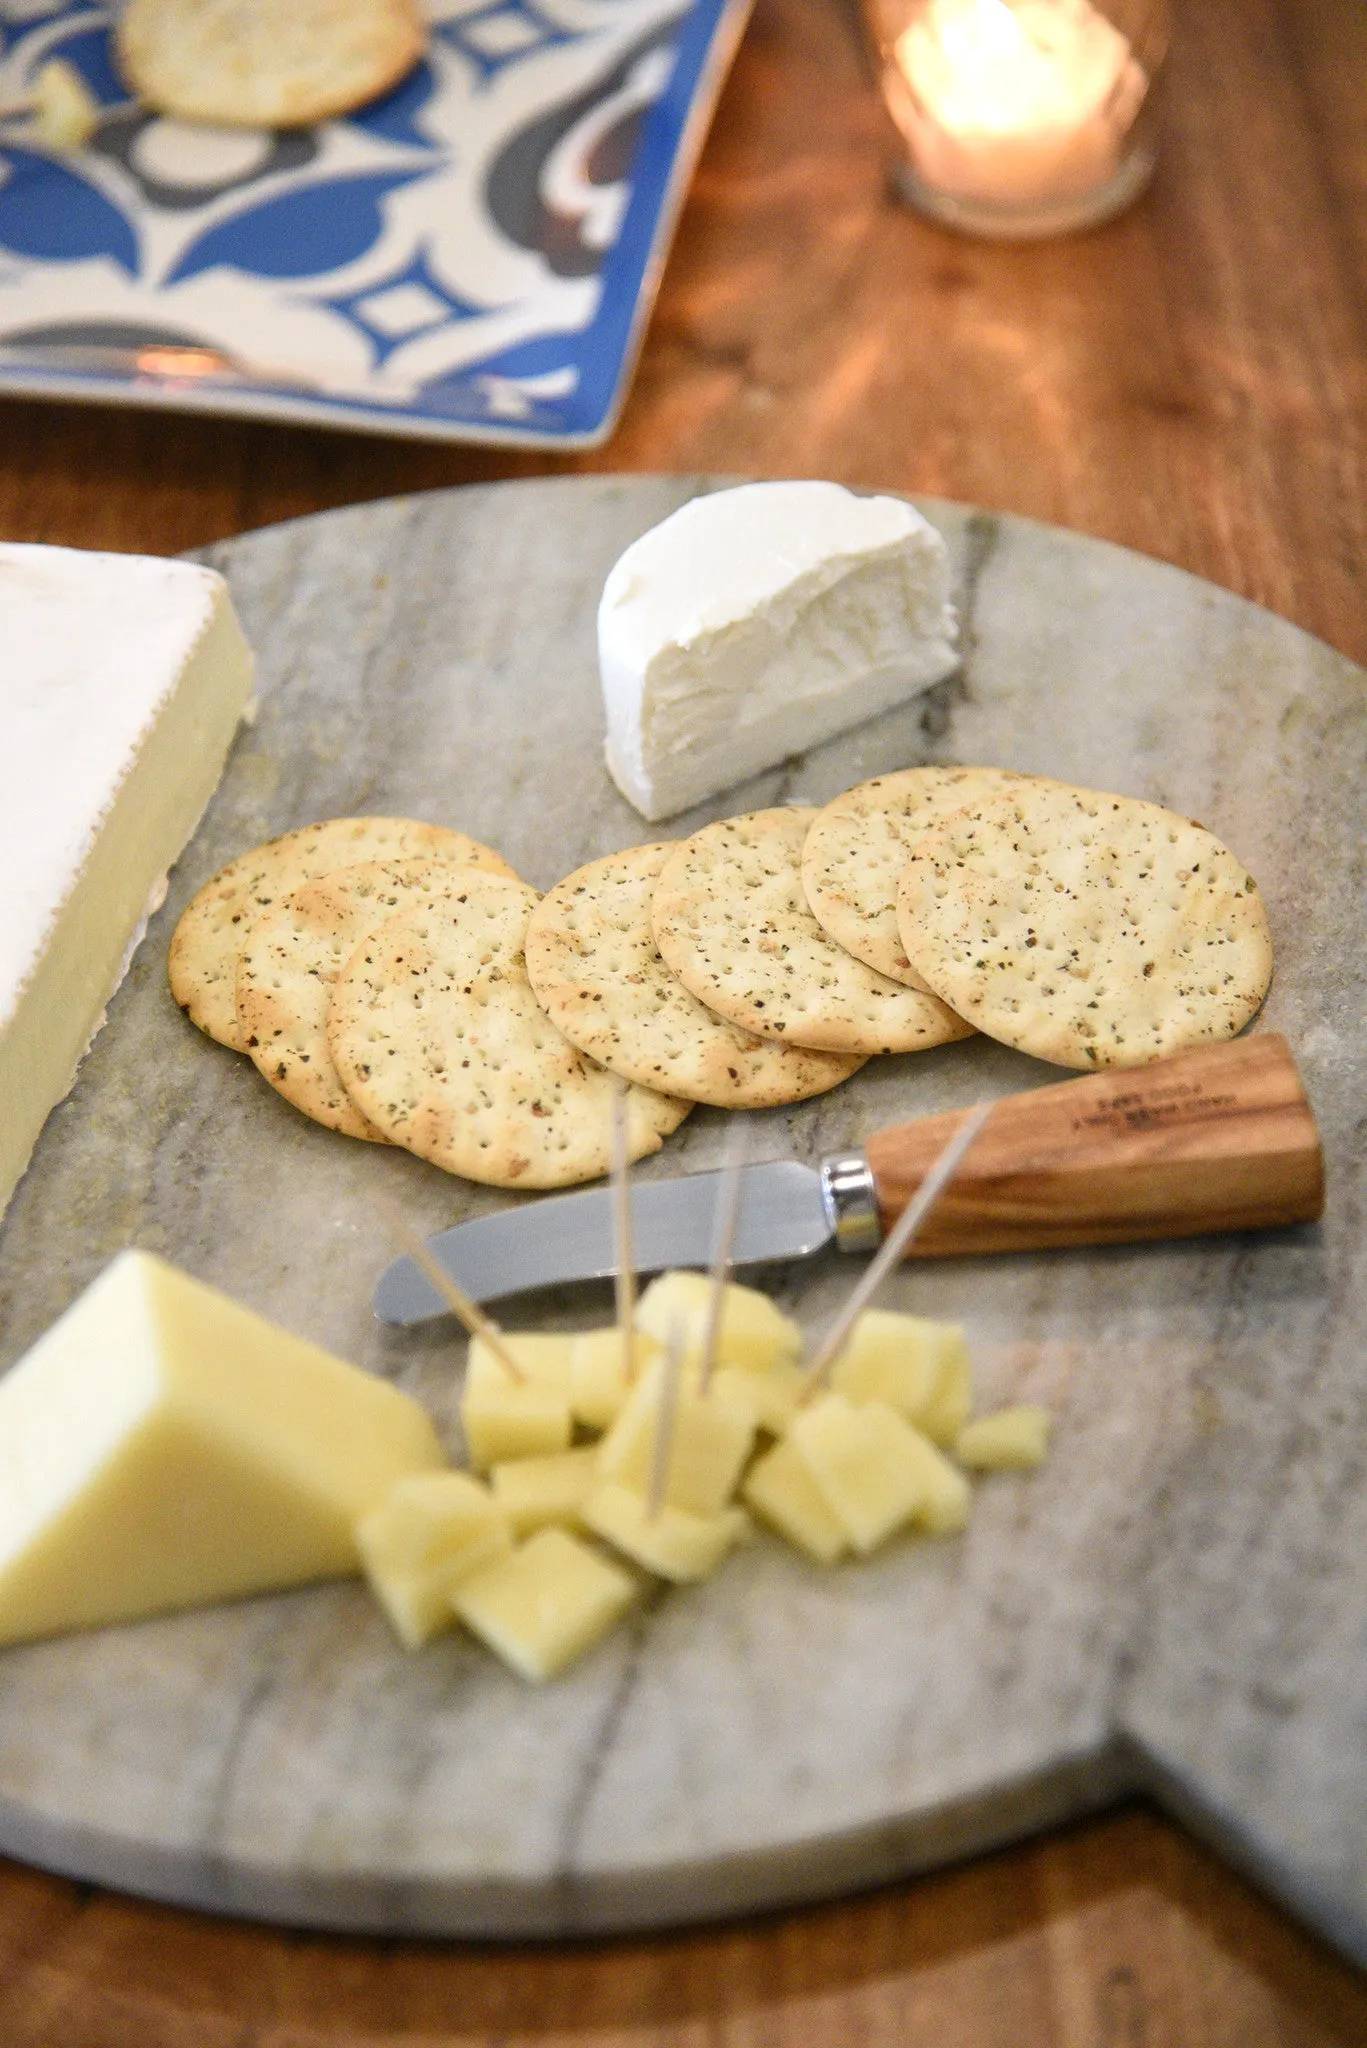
[0,477,1365,1957]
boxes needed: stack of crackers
[169,766,1273,1194]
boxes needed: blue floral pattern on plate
[0,0,750,445]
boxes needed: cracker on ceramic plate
[327,871,692,1190]
[801,765,1038,989]
[896,782,1274,1069]
[525,844,866,1107]
[170,818,515,1055]
[117,0,426,128]
[236,859,475,1142]
[651,809,974,1057]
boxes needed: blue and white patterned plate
[0,0,751,445]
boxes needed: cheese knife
[372,1034,1323,1325]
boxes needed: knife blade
[373,1160,831,1324]
[372,1035,1324,1327]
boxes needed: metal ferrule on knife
[819,1152,883,1254]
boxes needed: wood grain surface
[0,0,1364,2038]
[866,1036,1326,1252]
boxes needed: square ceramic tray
[0,0,750,445]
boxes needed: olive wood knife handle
[865,1035,1324,1258]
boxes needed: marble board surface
[0,478,1364,1956]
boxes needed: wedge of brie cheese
[1,545,254,1218]
[598,482,956,821]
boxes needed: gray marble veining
[0,478,1362,1951]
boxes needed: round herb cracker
[651,809,974,1057]
[170,817,515,1055]
[327,871,691,1190]
[236,859,469,1143]
[896,782,1273,1069]
[526,844,865,1107]
[801,765,1037,989]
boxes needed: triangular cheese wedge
[1,544,253,1217]
[0,1251,445,1645]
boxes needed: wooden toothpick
[610,1075,639,1383]
[647,1314,687,1522]
[391,1217,527,1385]
[799,1100,995,1403]
[699,1119,747,1396]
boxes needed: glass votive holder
[862,0,1171,239]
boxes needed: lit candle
[890,0,1147,211]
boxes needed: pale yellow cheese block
[490,1446,601,1537]
[634,1270,802,1375]
[0,1251,445,1647]
[788,1394,969,1554]
[570,1327,661,1431]
[451,1527,636,1682]
[830,1309,971,1439]
[460,1333,575,1470]
[742,1437,849,1565]
[955,1405,1052,1471]
[710,1360,803,1437]
[597,1354,756,1517]
[917,1348,973,1449]
[357,1471,511,1651]
[581,1483,751,1584]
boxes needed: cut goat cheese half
[599,482,956,821]
[0,544,254,1219]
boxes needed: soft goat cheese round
[598,482,957,822]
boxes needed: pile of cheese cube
[358,1271,1049,1681]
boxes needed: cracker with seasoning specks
[801,765,1038,988]
[651,809,974,1057]
[327,870,691,1189]
[170,817,514,1054]
[895,783,1273,1069]
[526,843,865,1107]
[237,858,473,1143]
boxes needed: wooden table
[1,0,1364,2037]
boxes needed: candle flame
[888,0,1149,211]
[897,0,1135,139]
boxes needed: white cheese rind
[0,545,254,1218]
[599,483,957,821]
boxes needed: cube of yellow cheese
[0,1250,445,1646]
[831,1309,971,1441]
[955,1405,1051,1470]
[917,1346,973,1449]
[635,1270,802,1376]
[893,1424,973,1535]
[461,1332,574,1469]
[451,1526,635,1681]
[581,1481,750,1583]
[788,1394,968,1554]
[490,1446,600,1536]
[357,1471,512,1650]
[570,1327,660,1431]
[710,1360,804,1437]
[742,1437,849,1565]
[598,1354,756,1516]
